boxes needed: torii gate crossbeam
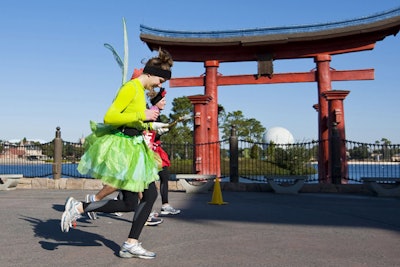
[169,69,374,87]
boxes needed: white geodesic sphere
[263,127,294,144]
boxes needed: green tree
[168,96,193,129]
[41,141,55,158]
[217,104,226,126]
[160,96,193,159]
[220,110,266,142]
[349,144,369,160]
[273,145,314,175]
[375,138,393,161]
[250,144,262,159]
[380,138,391,145]
[265,142,276,162]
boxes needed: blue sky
[1,1,399,144]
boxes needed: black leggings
[159,167,169,204]
[82,182,158,239]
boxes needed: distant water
[0,163,91,178]
[347,162,400,179]
[0,163,399,182]
[309,163,400,183]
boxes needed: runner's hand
[145,109,159,121]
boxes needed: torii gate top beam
[140,7,400,62]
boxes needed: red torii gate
[140,7,400,183]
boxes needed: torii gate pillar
[187,95,213,174]
[203,60,221,177]
[322,90,350,184]
[314,54,332,183]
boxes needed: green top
[103,79,153,130]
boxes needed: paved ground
[0,188,399,267]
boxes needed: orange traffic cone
[208,178,228,205]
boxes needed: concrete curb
[15,178,377,196]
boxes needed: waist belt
[118,126,142,137]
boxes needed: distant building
[0,141,46,161]
[392,154,400,162]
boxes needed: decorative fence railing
[1,136,399,183]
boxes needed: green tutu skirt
[77,121,161,192]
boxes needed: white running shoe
[61,197,81,232]
[85,194,98,220]
[161,204,181,215]
[145,213,163,226]
[119,242,156,259]
[112,196,123,217]
[150,211,159,217]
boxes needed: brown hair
[144,48,173,71]
[147,88,158,100]
[145,48,173,98]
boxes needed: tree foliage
[168,96,193,129]
[159,96,193,159]
[220,110,266,142]
[267,144,315,175]
[348,144,370,160]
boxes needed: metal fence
[1,139,399,183]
